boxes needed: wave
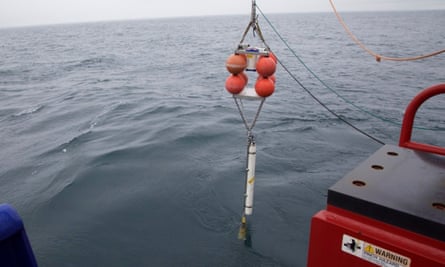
[12,104,45,117]
[61,55,120,74]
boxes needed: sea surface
[0,10,444,267]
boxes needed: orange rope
[329,0,445,62]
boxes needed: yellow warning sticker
[341,234,411,267]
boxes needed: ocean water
[0,10,444,266]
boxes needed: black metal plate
[328,145,445,242]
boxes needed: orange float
[269,52,278,64]
[225,54,247,74]
[239,71,248,87]
[225,74,245,94]
[256,56,276,77]
[255,76,275,97]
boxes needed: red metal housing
[307,84,445,267]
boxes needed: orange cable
[329,0,445,62]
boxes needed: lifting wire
[239,0,268,48]
[256,4,445,134]
[254,5,384,145]
[329,0,445,62]
[277,58,385,145]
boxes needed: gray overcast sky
[1,0,444,28]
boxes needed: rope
[256,4,445,132]
[329,0,445,62]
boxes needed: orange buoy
[239,71,248,87]
[256,56,276,77]
[226,54,247,74]
[225,74,245,94]
[258,74,276,83]
[255,77,275,97]
[269,52,278,64]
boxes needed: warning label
[341,234,411,267]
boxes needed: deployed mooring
[224,0,277,240]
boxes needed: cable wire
[277,52,385,145]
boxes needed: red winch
[307,84,445,267]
